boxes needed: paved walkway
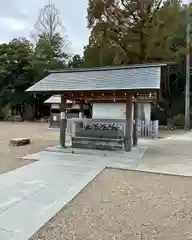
[138,131,192,176]
[0,140,150,240]
[1,132,192,240]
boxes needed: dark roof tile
[26,65,164,92]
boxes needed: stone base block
[10,138,31,146]
[72,137,123,151]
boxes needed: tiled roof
[44,95,72,104]
[26,64,166,92]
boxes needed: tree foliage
[84,0,192,119]
[85,0,189,65]
[0,3,70,119]
[0,38,33,101]
[83,22,119,67]
[34,3,69,68]
[35,32,68,69]
[0,1,191,121]
[68,54,84,68]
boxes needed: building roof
[44,95,72,104]
[46,63,167,73]
[26,63,167,93]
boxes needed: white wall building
[92,103,151,123]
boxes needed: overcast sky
[0,0,89,55]
[0,0,190,56]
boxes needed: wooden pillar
[133,100,139,146]
[49,105,52,128]
[60,94,67,148]
[125,95,133,152]
[79,99,84,118]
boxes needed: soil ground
[0,122,59,174]
[158,126,186,138]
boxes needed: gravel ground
[0,122,59,174]
[30,168,192,240]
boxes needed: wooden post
[79,99,84,118]
[60,94,67,148]
[133,100,138,146]
[49,105,52,128]
[79,99,85,128]
[125,95,133,152]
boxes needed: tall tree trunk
[0,102,3,119]
[19,104,24,121]
[139,20,146,63]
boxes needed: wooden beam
[65,92,157,103]
[133,100,139,146]
[60,95,67,148]
[125,96,133,152]
[65,91,131,99]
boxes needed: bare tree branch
[147,0,163,23]
[120,0,138,22]
[32,3,70,49]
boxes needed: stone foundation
[72,137,124,151]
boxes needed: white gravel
[30,168,192,240]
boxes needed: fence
[66,118,159,139]
[138,120,159,138]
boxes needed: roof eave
[26,88,160,93]
[45,63,170,74]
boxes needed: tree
[0,4,72,120]
[85,0,191,126]
[85,0,190,94]
[83,23,118,67]
[35,32,68,69]
[86,0,185,64]
[33,3,69,47]
[33,3,69,69]
[68,54,84,68]
[0,38,38,119]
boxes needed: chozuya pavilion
[26,63,167,152]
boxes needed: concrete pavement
[138,131,192,176]
[0,140,149,240]
[1,131,192,240]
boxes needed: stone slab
[0,228,17,240]
[44,142,150,160]
[137,136,192,176]
[0,152,107,240]
[10,138,30,146]
[22,147,149,162]
[0,139,151,240]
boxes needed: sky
[0,0,190,56]
[0,0,90,55]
